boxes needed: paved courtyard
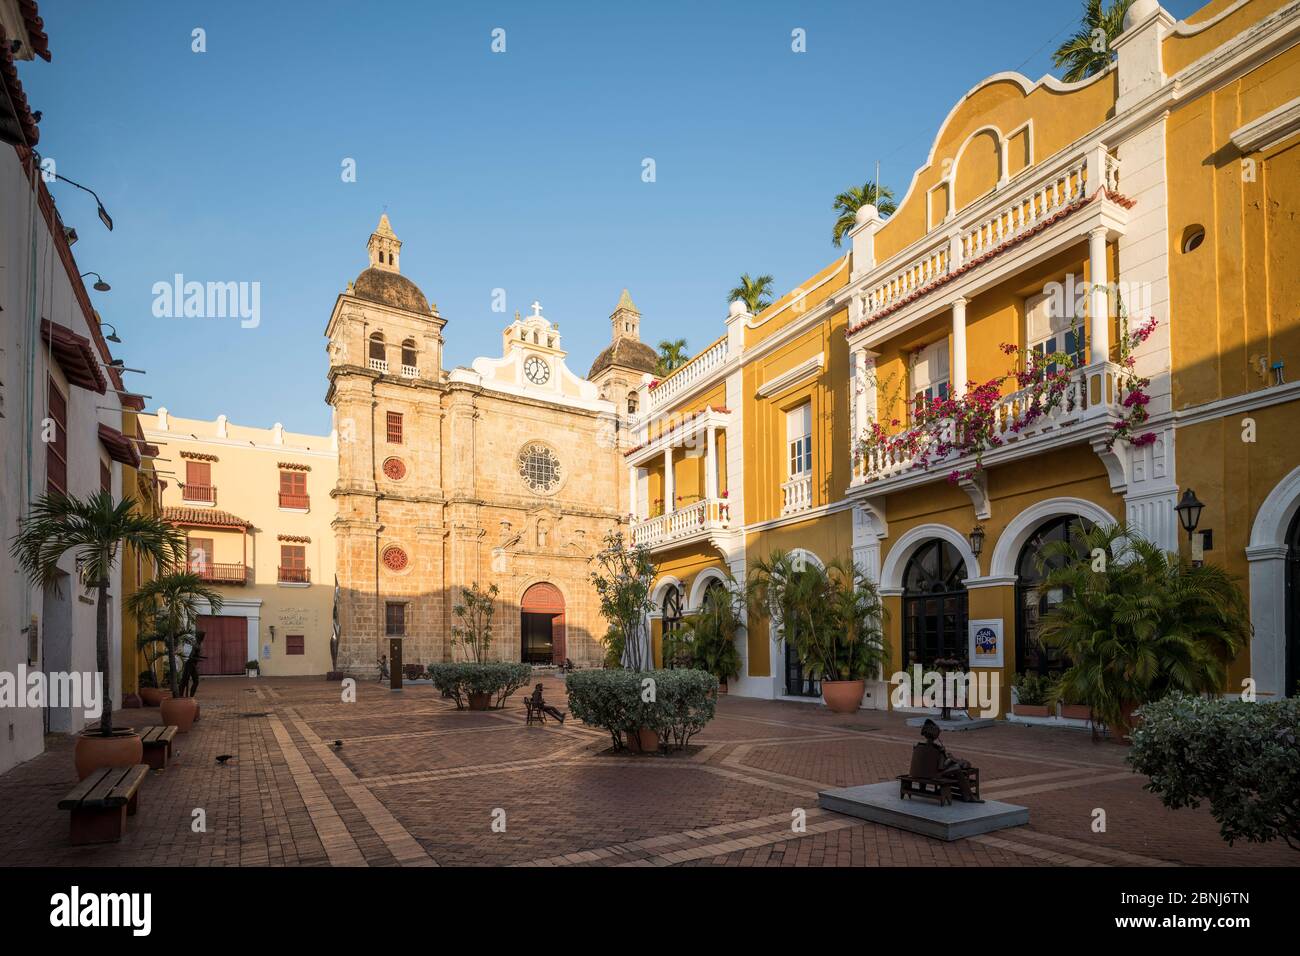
[0,676,1291,867]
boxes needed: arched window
[902,540,969,669]
[626,391,638,415]
[368,332,385,362]
[1287,510,1300,697]
[401,338,417,368]
[1016,515,1093,675]
[662,586,686,668]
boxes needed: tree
[748,551,889,683]
[687,580,746,683]
[1037,523,1249,735]
[655,338,690,376]
[126,571,225,698]
[451,582,499,663]
[589,530,656,671]
[11,491,186,736]
[1053,0,1134,83]
[831,180,897,246]
[727,273,775,315]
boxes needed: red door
[196,615,246,675]
[520,583,566,664]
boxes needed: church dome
[352,267,430,315]
[588,337,658,378]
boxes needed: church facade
[325,216,654,673]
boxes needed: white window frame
[1026,290,1086,372]
[911,340,950,413]
[786,403,812,478]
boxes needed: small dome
[352,267,430,314]
[1124,0,1158,30]
[588,338,658,379]
[855,203,878,225]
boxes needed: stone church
[325,216,656,673]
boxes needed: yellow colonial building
[632,0,1300,713]
[139,411,339,677]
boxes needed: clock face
[524,355,550,385]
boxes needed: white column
[951,297,968,396]
[1089,227,1110,364]
[628,464,639,520]
[663,447,674,513]
[705,426,718,500]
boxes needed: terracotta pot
[122,693,142,709]
[192,700,200,723]
[718,680,728,695]
[139,687,170,707]
[1013,703,1051,718]
[1060,703,1091,721]
[467,692,492,711]
[821,679,865,714]
[624,727,660,753]
[74,730,143,780]
[160,696,199,732]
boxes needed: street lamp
[81,272,111,292]
[968,524,985,559]
[1174,489,1210,567]
[41,160,114,231]
[98,321,121,344]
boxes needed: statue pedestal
[819,782,1028,841]
[904,713,995,732]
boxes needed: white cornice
[1171,379,1300,428]
[1231,95,1300,152]
[755,353,825,399]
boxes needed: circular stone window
[382,457,406,481]
[382,546,408,572]
[517,442,562,494]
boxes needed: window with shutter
[184,460,214,503]
[279,545,308,584]
[279,470,309,509]
[46,378,67,495]
[785,403,812,478]
[286,635,305,655]
[386,411,403,444]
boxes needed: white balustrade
[781,474,812,515]
[631,497,731,548]
[648,336,729,410]
[367,357,389,373]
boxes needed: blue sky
[22,0,1201,433]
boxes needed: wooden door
[196,615,246,675]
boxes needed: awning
[41,319,107,393]
[162,506,252,530]
[119,392,147,411]
[98,423,141,468]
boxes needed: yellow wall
[119,408,162,697]
[1163,0,1295,76]
[141,413,338,676]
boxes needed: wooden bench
[58,764,150,845]
[139,726,178,770]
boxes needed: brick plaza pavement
[0,675,1291,867]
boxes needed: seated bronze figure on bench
[523,683,565,725]
[897,719,982,806]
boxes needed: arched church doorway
[521,583,565,664]
[902,539,969,670]
[1015,515,1093,675]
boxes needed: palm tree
[1053,0,1134,83]
[655,338,690,376]
[127,571,224,698]
[727,273,775,316]
[11,491,186,736]
[831,181,897,247]
[1036,522,1249,735]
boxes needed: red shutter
[46,379,67,495]
[386,411,403,444]
[286,635,305,655]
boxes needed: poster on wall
[968,618,1004,668]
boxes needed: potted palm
[11,491,185,778]
[749,552,889,714]
[136,636,171,706]
[1011,671,1053,717]
[1037,523,1249,743]
[690,579,745,691]
[127,571,224,733]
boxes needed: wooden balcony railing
[182,483,216,504]
[278,566,311,584]
[189,561,247,585]
[279,492,310,509]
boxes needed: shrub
[427,661,532,710]
[1129,694,1299,851]
[1013,671,1053,706]
[601,625,625,669]
[567,668,718,752]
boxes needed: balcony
[278,566,311,585]
[647,335,729,412]
[279,492,310,510]
[367,357,388,373]
[400,363,418,378]
[632,497,731,550]
[189,561,247,585]
[851,361,1125,491]
[182,483,216,505]
[781,473,812,515]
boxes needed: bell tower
[610,288,640,342]
[367,213,402,273]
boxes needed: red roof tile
[162,506,252,530]
[98,423,141,468]
[41,319,107,393]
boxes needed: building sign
[968,619,1004,668]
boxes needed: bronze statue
[898,718,983,805]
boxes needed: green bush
[427,661,532,710]
[566,668,718,752]
[1129,694,1299,851]
[1013,671,1053,706]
